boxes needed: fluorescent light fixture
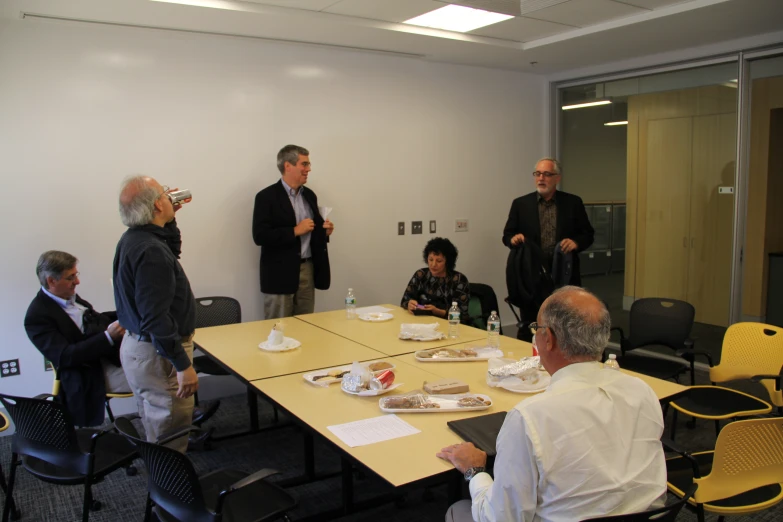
[403,5,514,33]
[561,100,612,110]
[604,120,628,126]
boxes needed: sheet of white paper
[327,414,420,448]
[318,205,333,219]
[355,306,392,315]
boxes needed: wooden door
[688,113,736,326]
[640,117,692,301]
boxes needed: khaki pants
[120,333,194,454]
[263,260,315,319]
[101,359,131,394]
[445,500,474,522]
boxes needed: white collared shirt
[469,361,667,522]
[281,178,313,259]
[41,287,114,346]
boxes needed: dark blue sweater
[113,220,195,371]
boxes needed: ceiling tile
[324,0,444,23]
[611,0,690,8]
[241,0,340,11]
[525,0,647,27]
[469,15,576,42]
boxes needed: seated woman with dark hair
[401,237,471,323]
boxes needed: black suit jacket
[252,179,331,295]
[24,290,119,427]
[502,190,594,285]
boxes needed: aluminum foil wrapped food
[488,356,541,377]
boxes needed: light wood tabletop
[194,318,387,382]
[396,336,688,402]
[295,304,486,356]
[252,357,500,487]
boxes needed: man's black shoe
[192,400,220,426]
[187,427,214,452]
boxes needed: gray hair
[119,175,160,227]
[277,144,309,174]
[36,250,77,287]
[540,286,610,360]
[535,157,561,175]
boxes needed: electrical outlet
[1,359,20,378]
[398,222,405,235]
[429,220,436,233]
[412,221,423,234]
[455,219,469,232]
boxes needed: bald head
[540,286,610,361]
[118,175,165,227]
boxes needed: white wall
[0,17,547,398]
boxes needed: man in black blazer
[24,251,128,427]
[252,144,334,319]
[503,157,594,286]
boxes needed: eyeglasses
[532,171,558,178]
[159,185,170,199]
[529,322,547,336]
[63,272,80,282]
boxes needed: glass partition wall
[553,52,783,361]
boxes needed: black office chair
[579,485,695,521]
[612,298,700,385]
[114,417,296,522]
[0,412,20,521]
[468,283,502,334]
[0,393,137,522]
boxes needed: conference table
[196,305,688,518]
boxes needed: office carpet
[1,374,779,522]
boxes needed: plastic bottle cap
[492,311,497,314]
[609,354,617,360]
[452,301,457,306]
[348,288,353,291]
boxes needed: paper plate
[358,312,394,322]
[496,372,551,394]
[379,393,493,413]
[258,337,301,352]
[303,361,397,386]
[415,347,503,362]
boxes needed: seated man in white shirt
[438,286,667,522]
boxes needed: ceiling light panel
[439,1,522,16]
[562,100,612,110]
[404,5,514,33]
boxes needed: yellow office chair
[667,322,781,440]
[665,417,783,522]
[51,368,134,424]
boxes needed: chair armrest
[751,373,783,391]
[610,326,625,340]
[661,437,701,479]
[33,393,55,400]
[156,425,202,446]
[675,348,713,367]
[215,468,281,514]
[88,428,113,454]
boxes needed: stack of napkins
[399,323,445,340]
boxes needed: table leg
[247,386,259,431]
[304,431,315,480]
[341,456,354,515]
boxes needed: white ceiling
[3,0,782,75]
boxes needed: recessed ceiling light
[604,121,628,126]
[561,100,612,110]
[403,5,514,33]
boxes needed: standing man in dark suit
[253,145,334,319]
[503,157,594,286]
[24,250,128,427]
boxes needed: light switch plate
[429,220,436,233]
[398,222,405,235]
[412,221,423,234]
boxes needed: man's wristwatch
[464,467,486,482]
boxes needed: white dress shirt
[281,178,313,259]
[469,361,667,522]
[41,287,114,346]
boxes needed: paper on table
[318,206,333,219]
[327,414,420,448]
[355,306,392,315]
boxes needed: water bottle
[604,353,620,370]
[487,310,500,348]
[345,288,356,319]
[448,301,460,339]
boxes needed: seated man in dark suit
[24,250,129,427]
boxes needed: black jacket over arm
[252,179,330,295]
[24,290,119,427]
[502,190,594,285]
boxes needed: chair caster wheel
[126,465,138,476]
[90,500,102,511]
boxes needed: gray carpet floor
[1,365,780,521]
